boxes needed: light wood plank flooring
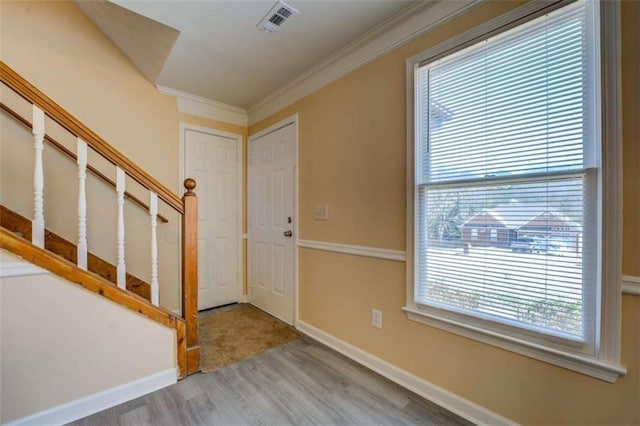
[69,338,470,425]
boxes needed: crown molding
[157,86,248,127]
[248,0,483,125]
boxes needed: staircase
[1,205,157,299]
[0,61,200,379]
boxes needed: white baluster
[149,191,159,306]
[32,105,45,248]
[77,138,88,270]
[116,168,126,289]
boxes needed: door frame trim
[179,122,244,310]
[248,114,299,326]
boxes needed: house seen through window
[411,0,599,348]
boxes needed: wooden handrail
[0,102,169,223]
[0,61,183,214]
[1,62,199,378]
[0,228,188,378]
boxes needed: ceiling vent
[257,1,299,33]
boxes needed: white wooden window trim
[404,0,624,382]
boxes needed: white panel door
[185,129,239,310]
[249,123,295,324]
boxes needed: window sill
[402,306,626,382]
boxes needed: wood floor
[69,338,470,426]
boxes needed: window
[406,0,624,381]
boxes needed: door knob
[284,230,293,237]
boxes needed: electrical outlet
[372,309,382,329]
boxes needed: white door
[248,123,295,324]
[184,129,240,310]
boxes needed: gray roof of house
[462,202,581,230]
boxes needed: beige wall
[0,1,178,188]
[1,0,637,422]
[250,1,640,424]
[0,250,175,423]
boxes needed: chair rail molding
[297,239,406,262]
[622,275,640,295]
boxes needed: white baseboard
[296,320,515,426]
[6,368,177,426]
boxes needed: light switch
[312,204,329,220]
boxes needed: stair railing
[0,61,199,376]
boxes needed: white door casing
[182,126,242,311]
[248,120,296,324]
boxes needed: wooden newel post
[182,178,200,375]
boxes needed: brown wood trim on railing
[0,61,183,214]
[0,228,187,378]
[181,178,200,375]
[0,103,169,223]
[176,320,187,379]
[0,204,152,300]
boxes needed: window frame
[404,0,625,382]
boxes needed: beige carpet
[199,304,300,372]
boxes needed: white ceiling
[108,0,415,109]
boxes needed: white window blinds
[415,1,596,342]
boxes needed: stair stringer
[0,204,152,301]
[0,228,187,379]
